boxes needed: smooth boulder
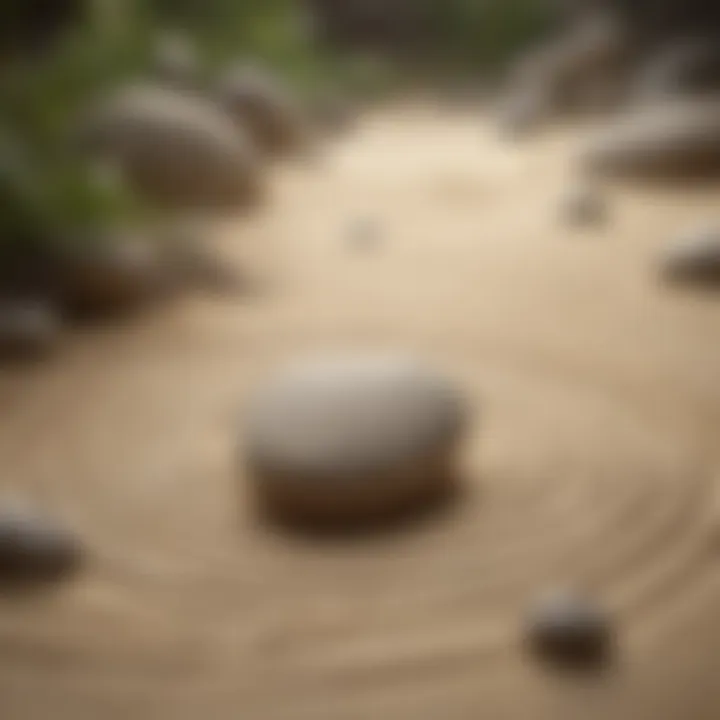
[78,84,262,211]
[583,99,720,180]
[244,353,467,529]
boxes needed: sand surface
[1,104,720,719]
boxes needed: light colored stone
[244,353,467,528]
[79,84,262,210]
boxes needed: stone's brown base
[249,452,462,535]
[57,238,170,320]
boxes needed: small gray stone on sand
[0,299,61,359]
[0,503,83,585]
[662,225,720,285]
[348,217,381,250]
[526,589,613,669]
[560,184,607,227]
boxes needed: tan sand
[0,104,719,719]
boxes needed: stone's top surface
[217,63,293,112]
[245,354,466,484]
[82,83,255,159]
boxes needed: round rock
[78,84,262,211]
[582,99,720,181]
[661,225,720,285]
[0,299,61,360]
[560,183,607,227]
[526,589,613,669]
[244,354,467,529]
[0,503,82,585]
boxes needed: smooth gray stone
[662,225,720,284]
[244,353,467,529]
[0,504,82,585]
[526,589,613,669]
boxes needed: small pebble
[560,184,607,227]
[348,217,381,251]
[662,226,720,285]
[526,589,613,669]
[0,503,83,585]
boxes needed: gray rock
[244,353,467,529]
[78,84,262,211]
[526,589,613,669]
[661,225,720,284]
[347,216,381,251]
[0,503,82,585]
[0,299,61,360]
[560,184,607,227]
[582,99,720,181]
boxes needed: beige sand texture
[1,104,720,719]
